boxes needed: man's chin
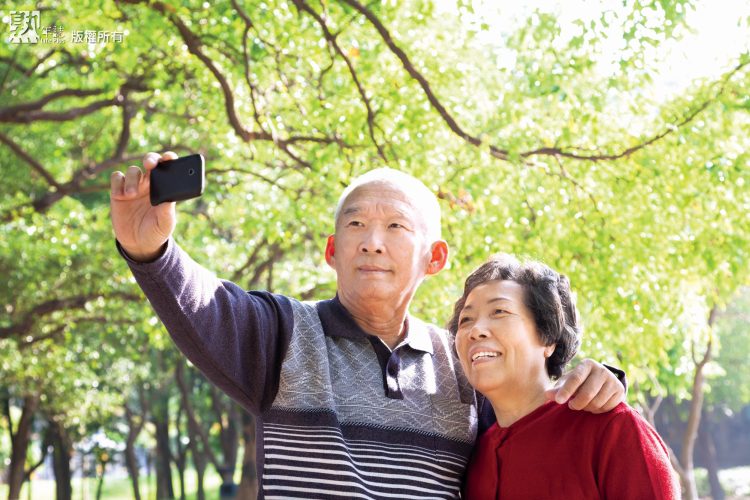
[349,284,394,301]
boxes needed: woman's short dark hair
[448,254,581,379]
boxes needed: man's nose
[360,227,385,254]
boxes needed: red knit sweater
[463,401,680,499]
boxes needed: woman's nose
[469,324,489,340]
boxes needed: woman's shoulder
[551,401,651,433]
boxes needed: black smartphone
[149,154,205,206]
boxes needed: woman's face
[454,280,554,396]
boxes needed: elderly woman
[449,255,680,499]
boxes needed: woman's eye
[458,316,473,325]
[389,223,404,229]
[494,309,509,315]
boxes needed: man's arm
[111,152,293,414]
[119,237,294,414]
[545,359,626,413]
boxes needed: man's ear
[426,240,449,276]
[324,234,336,269]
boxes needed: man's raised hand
[110,151,178,262]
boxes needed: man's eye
[348,220,363,227]
[389,223,404,229]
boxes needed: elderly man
[110,152,624,499]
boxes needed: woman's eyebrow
[461,296,514,313]
[487,297,514,304]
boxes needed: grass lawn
[696,466,750,499]
[0,468,224,500]
[3,465,749,498]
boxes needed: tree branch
[24,427,52,481]
[340,0,748,165]
[520,59,749,161]
[116,0,333,169]
[0,88,107,119]
[2,391,14,445]
[0,131,64,190]
[680,309,716,474]
[0,292,141,340]
[338,0,509,161]
[231,0,269,135]
[0,96,121,123]
[294,0,388,162]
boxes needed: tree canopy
[1,0,749,497]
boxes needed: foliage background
[1,0,749,498]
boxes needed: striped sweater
[120,238,478,499]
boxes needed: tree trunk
[154,414,175,500]
[176,363,227,498]
[124,389,147,500]
[95,459,107,500]
[172,409,187,500]
[185,408,209,500]
[194,457,207,500]
[211,388,240,498]
[237,411,258,500]
[675,308,717,500]
[700,410,725,500]
[124,418,143,500]
[5,395,39,500]
[49,418,73,500]
[176,465,186,500]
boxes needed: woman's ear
[426,240,449,276]
[544,344,556,358]
[324,235,335,268]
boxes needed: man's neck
[337,295,409,350]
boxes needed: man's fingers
[553,361,592,404]
[570,377,614,412]
[124,165,143,197]
[544,387,559,402]
[110,171,125,198]
[596,391,625,414]
[567,367,608,410]
[564,359,625,412]
[143,151,178,172]
[143,152,162,171]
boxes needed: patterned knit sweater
[120,238,478,499]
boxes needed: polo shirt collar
[316,295,434,355]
